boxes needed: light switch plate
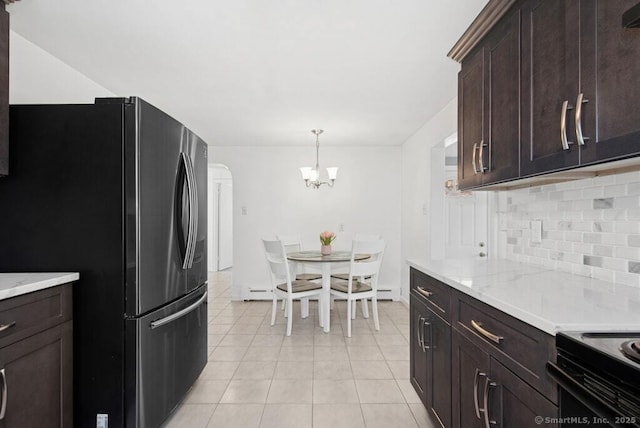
[531,220,543,243]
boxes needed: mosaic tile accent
[499,171,640,287]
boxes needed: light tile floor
[162,271,435,428]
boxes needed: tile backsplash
[498,170,640,287]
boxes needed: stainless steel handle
[473,369,485,419]
[422,319,432,351]
[150,291,207,329]
[0,368,7,420]
[181,153,197,269]
[483,377,498,428]
[188,153,199,268]
[575,93,590,146]
[416,286,433,299]
[479,141,487,172]
[415,315,424,350]
[560,100,574,150]
[0,322,15,333]
[471,320,504,344]
[472,143,479,174]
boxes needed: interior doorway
[208,164,233,271]
[430,133,488,260]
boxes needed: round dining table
[287,250,370,333]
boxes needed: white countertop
[0,273,79,301]
[407,259,640,335]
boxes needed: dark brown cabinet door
[0,4,8,177]
[521,0,580,176]
[458,47,485,190]
[410,295,428,404]
[489,359,558,428]
[579,0,640,165]
[0,322,73,428]
[452,330,489,428]
[429,312,451,428]
[483,9,521,185]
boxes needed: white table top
[0,273,79,301]
[407,258,640,335]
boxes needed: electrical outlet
[339,224,344,232]
[241,206,247,215]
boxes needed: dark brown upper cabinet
[0,4,8,177]
[457,8,521,190]
[452,0,640,189]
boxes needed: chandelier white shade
[300,129,338,189]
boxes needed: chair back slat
[276,234,302,254]
[262,239,292,291]
[348,239,385,280]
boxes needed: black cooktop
[557,332,640,383]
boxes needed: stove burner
[620,340,640,363]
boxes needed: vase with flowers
[319,230,336,255]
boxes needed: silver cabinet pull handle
[471,320,504,344]
[561,100,574,150]
[0,368,7,420]
[483,377,498,428]
[416,286,433,299]
[422,319,432,351]
[0,322,15,333]
[575,93,590,146]
[473,369,485,419]
[478,140,487,172]
[415,315,423,349]
[472,143,479,174]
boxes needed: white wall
[210,145,402,300]
[9,31,114,103]
[400,98,458,303]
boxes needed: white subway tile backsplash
[498,173,640,288]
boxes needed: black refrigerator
[0,97,208,427]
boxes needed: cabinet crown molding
[448,0,517,62]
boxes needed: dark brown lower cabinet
[452,329,558,428]
[410,294,451,428]
[0,284,73,427]
[0,322,73,428]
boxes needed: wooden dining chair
[329,239,386,337]
[276,234,322,281]
[262,239,324,336]
[330,233,381,318]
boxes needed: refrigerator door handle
[150,291,207,329]
[179,153,196,270]
[184,153,198,269]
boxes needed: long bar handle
[416,286,433,299]
[185,153,199,269]
[472,143,479,174]
[415,315,424,350]
[561,100,574,150]
[479,141,487,172]
[483,377,498,428]
[471,320,504,344]
[422,319,432,351]
[473,369,485,419]
[0,368,7,420]
[150,291,207,329]
[0,322,15,333]
[575,93,590,146]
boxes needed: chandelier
[300,129,338,189]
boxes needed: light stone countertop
[0,273,79,301]
[407,258,640,335]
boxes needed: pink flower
[319,230,336,245]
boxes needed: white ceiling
[7,0,486,147]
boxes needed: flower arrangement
[319,230,336,246]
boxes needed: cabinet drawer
[410,268,451,320]
[0,283,72,349]
[453,291,556,401]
